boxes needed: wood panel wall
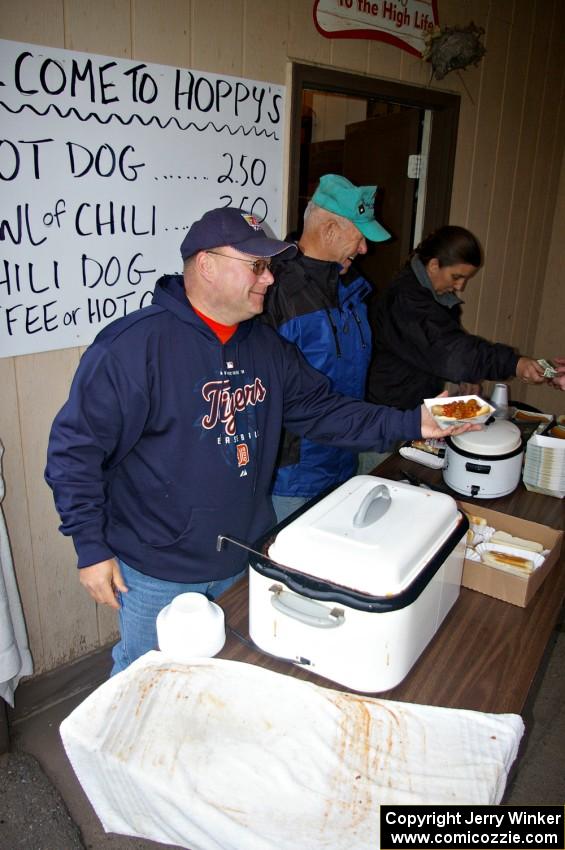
[1,0,563,676]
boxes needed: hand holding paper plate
[425,394,494,429]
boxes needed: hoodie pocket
[110,470,269,557]
[145,505,217,550]
[109,482,207,548]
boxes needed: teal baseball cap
[311,174,391,242]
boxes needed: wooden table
[217,454,565,715]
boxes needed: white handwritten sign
[0,39,285,358]
[313,0,438,57]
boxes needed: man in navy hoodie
[45,207,472,674]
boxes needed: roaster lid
[267,475,462,596]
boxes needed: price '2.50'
[217,153,266,187]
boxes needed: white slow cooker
[443,419,524,498]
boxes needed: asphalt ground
[0,750,84,850]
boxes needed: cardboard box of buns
[457,501,563,607]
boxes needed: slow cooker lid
[450,419,522,456]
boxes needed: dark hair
[414,226,482,268]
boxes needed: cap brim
[356,219,391,243]
[230,236,297,258]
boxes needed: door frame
[288,63,460,238]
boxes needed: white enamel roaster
[247,475,468,693]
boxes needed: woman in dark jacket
[366,226,545,410]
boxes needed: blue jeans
[111,560,246,675]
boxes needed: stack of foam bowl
[156,592,226,662]
[523,432,565,498]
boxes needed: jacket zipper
[349,306,368,348]
[324,309,342,357]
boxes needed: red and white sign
[313,0,439,58]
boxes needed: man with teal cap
[262,173,390,522]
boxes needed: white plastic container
[249,476,467,693]
[156,592,226,661]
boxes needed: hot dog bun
[466,513,487,527]
[514,410,549,422]
[481,550,535,575]
[489,530,544,554]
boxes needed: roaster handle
[269,585,345,629]
[353,483,391,528]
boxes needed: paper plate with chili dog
[424,395,495,429]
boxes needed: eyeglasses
[206,251,272,276]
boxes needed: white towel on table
[60,652,524,850]
[0,440,33,707]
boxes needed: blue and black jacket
[262,251,373,498]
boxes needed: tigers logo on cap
[241,214,261,231]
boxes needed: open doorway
[289,64,460,300]
[299,89,428,297]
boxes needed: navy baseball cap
[180,207,297,261]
